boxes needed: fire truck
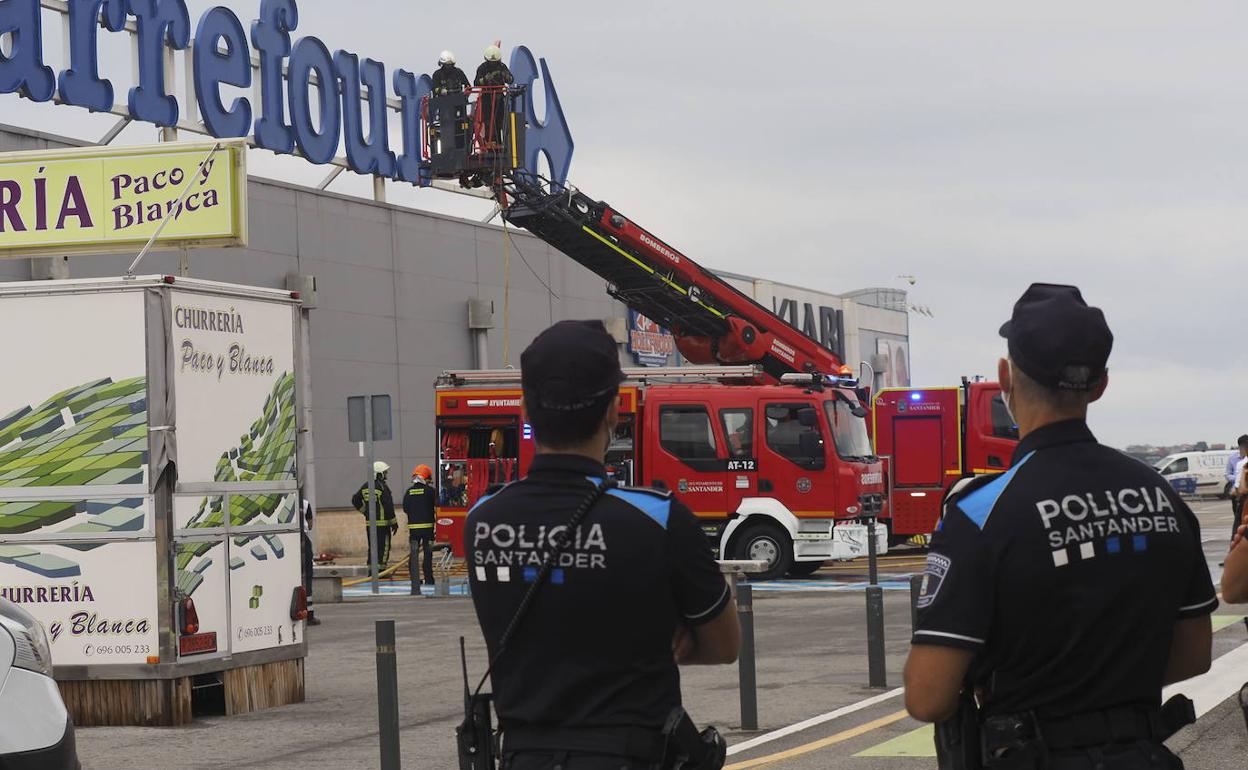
[870,379,1019,542]
[420,87,1013,569]
[435,365,885,579]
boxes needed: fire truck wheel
[787,560,824,578]
[732,522,793,580]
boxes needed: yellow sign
[0,141,247,258]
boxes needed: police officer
[404,464,437,595]
[466,320,740,769]
[432,50,470,96]
[903,284,1217,769]
[352,461,397,569]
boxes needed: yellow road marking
[724,710,910,769]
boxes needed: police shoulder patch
[916,552,951,609]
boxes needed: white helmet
[484,45,502,62]
[373,461,390,475]
[439,50,455,65]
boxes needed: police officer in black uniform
[467,320,740,770]
[904,284,1216,769]
[352,461,397,569]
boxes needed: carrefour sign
[0,0,574,186]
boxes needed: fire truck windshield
[825,399,874,461]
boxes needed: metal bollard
[375,620,401,770]
[910,573,923,629]
[866,585,886,688]
[737,583,758,730]
[434,575,450,597]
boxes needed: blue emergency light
[522,423,533,440]
[909,392,922,401]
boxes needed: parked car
[0,598,80,769]
[1154,450,1237,498]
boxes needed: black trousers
[366,525,392,567]
[301,532,314,602]
[409,534,434,588]
[987,741,1183,769]
[502,752,647,770]
[1232,496,1244,540]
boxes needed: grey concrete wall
[0,125,628,509]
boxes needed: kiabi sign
[0,0,574,186]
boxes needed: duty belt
[502,725,666,762]
[983,704,1164,756]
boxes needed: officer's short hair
[1238,434,1248,449]
[1010,359,1094,412]
[523,389,617,450]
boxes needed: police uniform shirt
[912,419,1217,718]
[466,454,731,731]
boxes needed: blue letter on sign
[250,0,298,154]
[59,0,128,111]
[0,0,55,102]
[126,0,191,126]
[193,7,252,137]
[288,36,340,165]
[392,68,432,186]
[509,46,574,186]
[334,52,396,177]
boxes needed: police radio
[456,637,497,770]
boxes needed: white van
[1154,450,1238,497]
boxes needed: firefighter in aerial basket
[458,320,737,769]
[433,50,470,95]
[474,41,514,147]
[903,283,1215,769]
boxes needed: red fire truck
[435,366,886,579]
[871,379,1019,541]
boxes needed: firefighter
[431,50,469,96]
[474,41,513,146]
[352,461,397,570]
[466,320,739,768]
[404,464,437,595]
[903,284,1215,769]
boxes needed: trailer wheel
[732,522,793,580]
[788,560,823,578]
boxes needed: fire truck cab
[871,379,1018,541]
[435,367,887,579]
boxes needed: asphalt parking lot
[75,499,1248,769]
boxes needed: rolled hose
[341,554,411,587]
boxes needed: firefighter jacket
[352,475,396,526]
[432,64,470,95]
[474,60,514,87]
[404,480,437,539]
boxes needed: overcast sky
[4,1,1245,449]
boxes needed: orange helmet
[412,464,433,480]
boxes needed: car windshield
[824,398,873,460]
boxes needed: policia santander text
[904,284,1216,770]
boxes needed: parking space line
[724,710,910,769]
[726,687,903,755]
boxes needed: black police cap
[998,283,1113,391]
[521,320,625,411]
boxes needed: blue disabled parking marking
[747,579,916,592]
[342,578,470,598]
